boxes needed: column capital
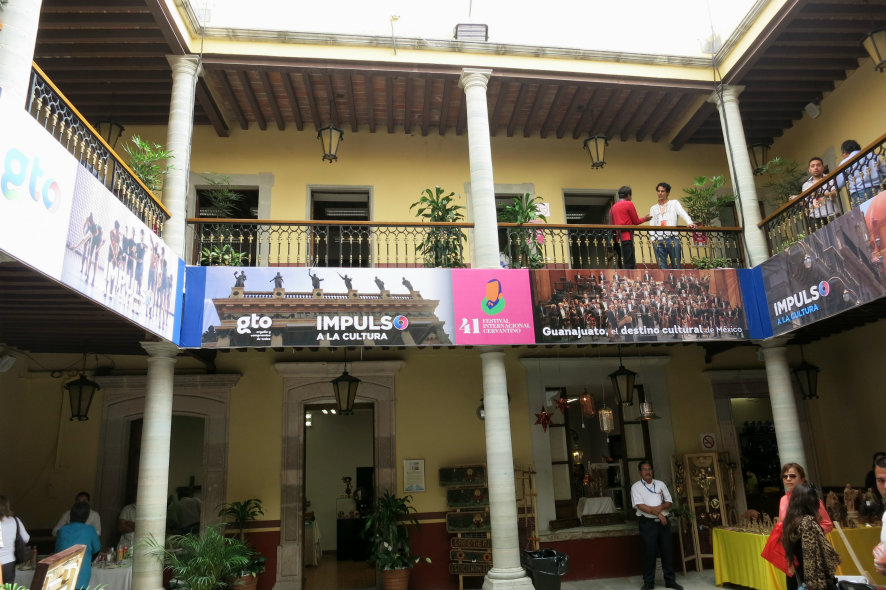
[758,336,791,350]
[707,84,745,106]
[460,68,492,90]
[166,55,203,77]
[141,340,181,359]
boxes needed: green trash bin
[521,549,569,590]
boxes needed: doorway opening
[304,402,375,589]
[564,191,617,268]
[731,397,781,517]
[310,190,371,267]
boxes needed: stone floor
[561,568,719,590]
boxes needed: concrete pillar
[759,340,807,468]
[708,85,770,266]
[459,68,500,269]
[0,0,42,109]
[131,341,179,590]
[161,55,201,258]
[480,349,533,589]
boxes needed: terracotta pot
[230,574,258,590]
[381,567,411,590]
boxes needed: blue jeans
[850,186,877,208]
[654,236,681,269]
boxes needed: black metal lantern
[862,29,886,72]
[95,120,125,149]
[583,135,608,169]
[748,142,771,175]
[331,368,360,414]
[65,373,100,421]
[608,348,637,407]
[318,124,344,163]
[792,357,820,400]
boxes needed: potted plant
[690,256,734,270]
[681,175,736,228]
[146,525,251,590]
[123,135,172,193]
[759,157,808,215]
[199,174,246,218]
[409,186,467,268]
[363,492,430,590]
[200,244,249,266]
[497,193,547,269]
[217,498,264,543]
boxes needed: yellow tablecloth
[713,528,786,590]
[713,526,886,589]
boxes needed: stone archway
[94,373,240,547]
[274,361,403,590]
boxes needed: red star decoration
[535,406,553,431]
[555,397,569,414]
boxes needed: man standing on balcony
[648,182,696,269]
[837,139,886,208]
[802,157,838,224]
[609,186,651,269]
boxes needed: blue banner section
[171,259,187,346]
[738,267,772,340]
[180,266,207,348]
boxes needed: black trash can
[521,549,569,590]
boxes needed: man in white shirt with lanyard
[648,182,696,270]
[631,460,683,590]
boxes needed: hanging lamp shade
[862,29,886,72]
[792,360,820,400]
[580,390,596,418]
[598,402,614,437]
[95,120,125,149]
[748,142,771,175]
[65,373,100,421]
[318,124,344,163]
[583,135,608,169]
[331,369,360,414]
[609,363,637,407]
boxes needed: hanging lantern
[609,352,637,407]
[583,135,608,169]
[580,390,596,418]
[598,402,614,442]
[636,385,661,420]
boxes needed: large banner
[0,97,184,344]
[530,269,748,344]
[760,197,886,336]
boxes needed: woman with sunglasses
[779,463,833,589]
[781,482,840,590]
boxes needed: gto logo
[237,313,272,334]
[1,148,62,211]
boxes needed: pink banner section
[451,269,536,345]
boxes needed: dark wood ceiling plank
[488,80,510,137]
[404,75,414,134]
[386,75,395,133]
[605,89,646,139]
[366,74,378,133]
[237,70,267,130]
[524,84,551,138]
[345,72,359,132]
[507,83,530,138]
[456,93,467,135]
[572,87,602,139]
[302,71,322,132]
[323,73,340,128]
[557,86,585,139]
[668,100,716,149]
[539,85,566,139]
[260,71,285,131]
[437,77,452,136]
[196,78,230,138]
[622,91,661,141]
[280,72,305,131]
[591,88,627,135]
[420,77,431,136]
[212,71,249,130]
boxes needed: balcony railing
[188,218,746,269]
[25,64,169,234]
[759,133,886,255]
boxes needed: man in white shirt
[648,183,696,270]
[836,139,886,208]
[631,460,683,590]
[51,491,101,537]
[801,157,839,223]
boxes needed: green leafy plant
[217,498,264,543]
[681,176,736,227]
[691,256,733,269]
[759,157,808,214]
[497,193,548,269]
[200,174,246,218]
[200,244,249,266]
[146,526,251,590]
[364,492,430,571]
[123,135,172,193]
[776,232,806,253]
[410,186,466,268]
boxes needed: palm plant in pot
[217,498,265,589]
[146,525,251,590]
[409,186,467,268]
[497,193,547,269]
[364,492,430,590]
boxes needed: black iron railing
[188,218,746,269]
[759,133,886,255]
[26,64,169,234]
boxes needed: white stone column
[459,68,500,269]
[0,0,42,110]
[161,56,201,258]
[759,341,807,468]
[708,85,770,266]
[132,341,179,590]
[481,349,533,590]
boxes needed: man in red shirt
[609,186,651,269]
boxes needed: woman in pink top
[778,463,833,590]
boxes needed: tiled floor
[562,569,719,589]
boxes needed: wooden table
[712,526,886,589]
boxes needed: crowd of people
[536,270,744,342]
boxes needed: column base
[483,567,535,589]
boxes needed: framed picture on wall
[404,459,426,492]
